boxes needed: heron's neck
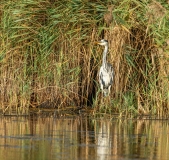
[102,45,108,68]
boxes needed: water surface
[0,116,168,160]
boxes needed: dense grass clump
[0,0,169,116]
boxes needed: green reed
[0,0,169,116]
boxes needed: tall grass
[0,0,169,116]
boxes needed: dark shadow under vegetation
[0,0,169,117]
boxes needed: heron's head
[96,39,108,46]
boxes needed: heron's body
[97,39,114,96]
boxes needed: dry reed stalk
[0,0,169,116]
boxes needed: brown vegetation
[0,0,169,116]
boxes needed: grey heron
[97,39,114,96]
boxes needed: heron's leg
[100,84,103,106]
[101,90,107,112]
[104,96,110,114]
[105,86,111,113]
[108,86,111,95]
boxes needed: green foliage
[0,0,169,116]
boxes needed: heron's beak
[95,41,101,45]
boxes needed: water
[0,116,168,160]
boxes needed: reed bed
[0,0,169,116]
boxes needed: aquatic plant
[0,0,169,116]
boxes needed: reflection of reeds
[0,117,169,159]
[0,0,169,116]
